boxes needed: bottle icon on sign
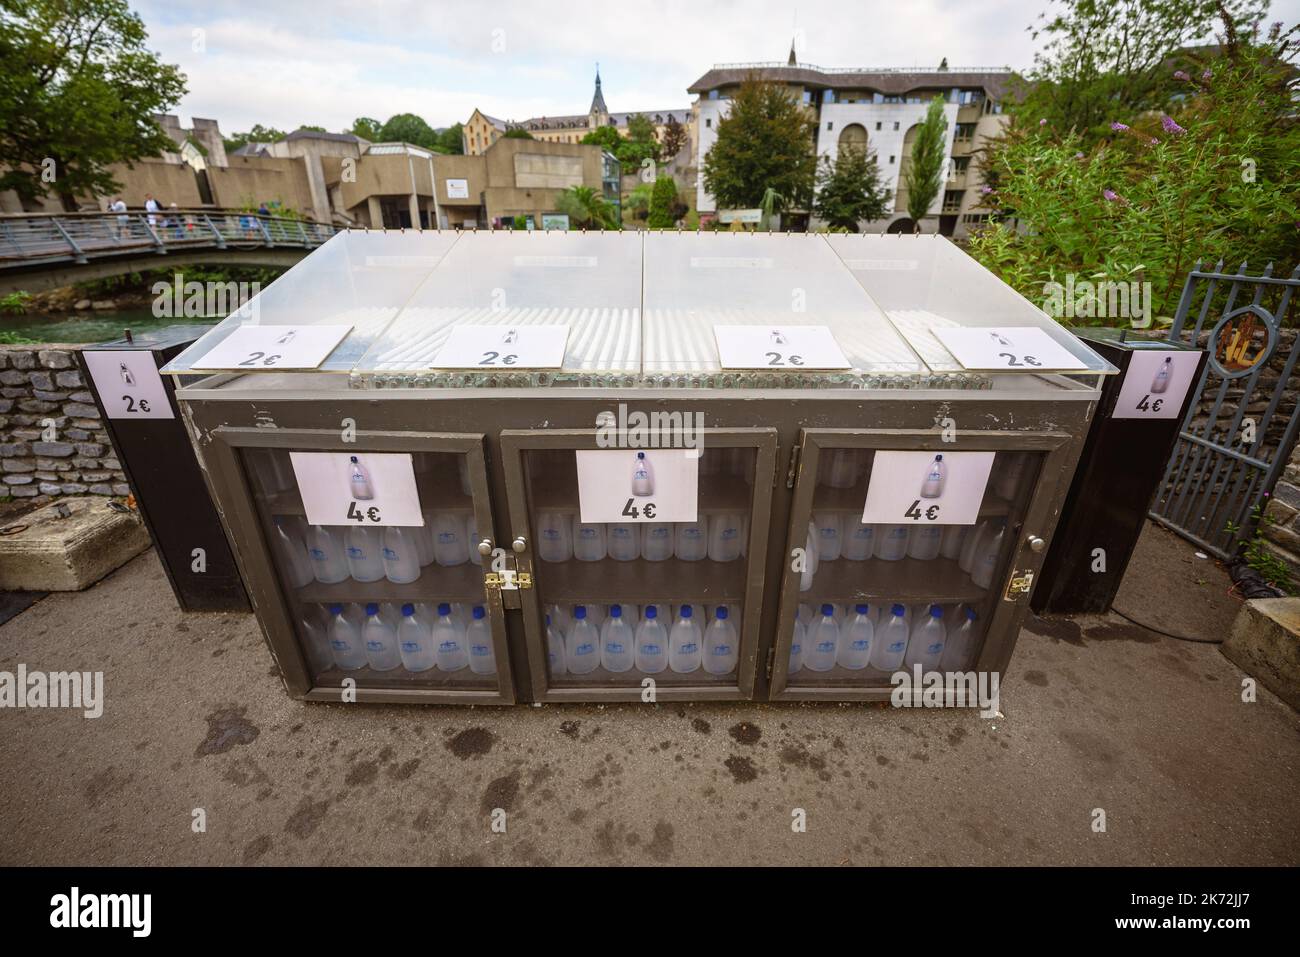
[348,455,374,500]
[920,454,946,499]
[118,362,135,386]
[631,452,655,497]
[275,329,297,345]
[989,331,1012,346]
[1151,356,1172,394]
[770,329,787,346]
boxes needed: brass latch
[1004,569,1034,600]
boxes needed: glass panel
[243,446,501,692]
[783,446,1040,690]
[523,445,756,689]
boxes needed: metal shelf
[800,555,988,603]
[536,557,747,604]
[295,561,487,604]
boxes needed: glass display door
[206,427,514,704]
[767,429,1072,702]
[501,429,777,701]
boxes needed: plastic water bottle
[971,522,1005,590]
[838,604,874,670]
[805,604,839,671]
[702,606,739,675]
[362,603,401,671]
[432,602,468,671]
[298,607,334,674]
[813,511,843,562]
[572,518,606,562]
[536,510,573,562]
[675,517,709,561]
[905,605,947,671]
[634,605,669,673]
[870,604,910,672]
[432,511,469,566]
[467,606,496,675]
[631,451,655,496]
[272,516,315,588]
[600,604,635,672]
[842,521,875,561]
[565,605,600,674]
[799,522,819,591]
[668,605,702,672]
[465,513,481,566]
[344,526,385,582]
[707,511,744,562]
[1151,356,1172,393]
[305,525,350,584]
[327,604,367,670]
[348,455,374,500]
[584,604,606,628]
[546,603,571,636]
[907,524,942,561]
[456,455,472,496]
[381,527,422,584]
[875,524,909,561]
[606,523,640,562]
[788,618,805,674]
[940,524,966,561]
[994,456,1026,501]
[546,614,567,676]
[414,513,435,566]
[641,522,674,561]
[397,603,436,672]
[959,520,991,573]
[920,454,946,498]
[940,607,978,672]
[823,449,858,488]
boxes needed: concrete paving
[0,523,1297,866]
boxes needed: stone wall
[0,345,128,503]
[1260,441,1300,578]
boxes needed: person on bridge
[144,193,160,228]
[110,197,128,239]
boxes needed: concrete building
[688,48,1011,235]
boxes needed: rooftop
[689,62,1015,98]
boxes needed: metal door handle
[1026,535,1045,552]
[477,539,493,556]
[512,536,527,553]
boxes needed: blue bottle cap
[821,604,834,616]
[680,605,692,619]
[715,607,728,620]
[328,604,343,614]
[644,606,657,619]
[437,602,451,616]
[931,606,943,618]
[855,604,869,614]
[350,455,358,463]
[610,604,622,617]
[575,605,587,619]
[966,607,977,621]
[545,614,551,626]
[472,606,485,620]
[891,603,906,616]
[637,451,646,459]
[365,603,379,615]
[401,603,415,616]
[935,454,943,461]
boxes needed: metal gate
[1150,260,1300,558]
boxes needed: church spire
[590,64,608,115]
[788,39,797,66]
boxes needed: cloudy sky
[133,0,1300,135]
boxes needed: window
[875,121,882,131]
[942,189,965,212]
[823,90,835,103]
[802,91,811,103]
[889,155,895,164]
[893,121,900,131]
[838,124,867,154]
[827,121,833,131]
[705,118,711,128]
[709,90,719,100]
[951,156,970,174]
[954,122,976,142]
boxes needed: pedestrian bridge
[0,209,339,294]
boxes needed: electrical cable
[1109,603,1225,643]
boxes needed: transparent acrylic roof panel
[824,234,1114,374]
[641,232,922,374]
[163,230,460,374]
[357,230,643,373]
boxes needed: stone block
[32,390,70,402]
[27,371,53,390]
[17,399,57,414]
[54,370,83,388]
[1223,597,1300,711]
[2,460,35,473]
[10,352,36,370]
[0,370,27,386]
[31,441,73,457]
[111,483,130,496]
[74,442,104,458]
[0,496,150,591]
[63,403,100,419]
[37,349,74,369]
[67,391,96,404]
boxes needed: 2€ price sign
[289,451,424,527]
[431,325,570,370]
[933,326,1087,372]
[191,324,352,371]
[713,325,850,370]
[82,350,174,420]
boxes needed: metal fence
[1151,260,1300,558]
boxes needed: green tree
[350,117,383,140]
[0,0,187,209]
[224,123,286,152]
[646,175,680,228]
[554,185,619,229]
[904,96,948,226]
[434,122,464,154]
[814,145,889,231]
[580,126,622,151]
[378,113,438,148]
[702,77,817,212]
[968,19,1300,324]
[661,115,688,159]
[1014,0,1268,142]
[504,128,534,139]
[626,113,656,144]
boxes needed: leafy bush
[0,291,33,315]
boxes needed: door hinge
[784,444,801,489]
[765,647,776,679]
[1003,569,1034,600]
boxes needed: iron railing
[0,209,338,269]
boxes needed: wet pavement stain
[646,820,675,862]
[481,770,520,814]
[284,796,329,838]
[83,766,134,807]
[388,758,421,781]
[691,718,712,734]
[242,834,272,864]
[345,761,379,786]
[559,720,581,739]
[724,755,758,783]
[195,707,260,757]
[1026,615,1084,646]
[446,727,496,759]
[1023,670,1049,687]
[728,722,761,745]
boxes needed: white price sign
[933,326,1087,371]
[192,325,352,371]
[576,449,699,523]
[431,325,570,370]
[83,350,174,419]
[1112,349,1198,420]
[861,450,995,526]
[713,325,850,370]
[289,452,424,527]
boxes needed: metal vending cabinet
[79,326,248,612]
[1032,329,1206,615]
[166,230,1116,706]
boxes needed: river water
[1,308,220,344]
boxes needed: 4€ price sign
[289,452,425,527]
